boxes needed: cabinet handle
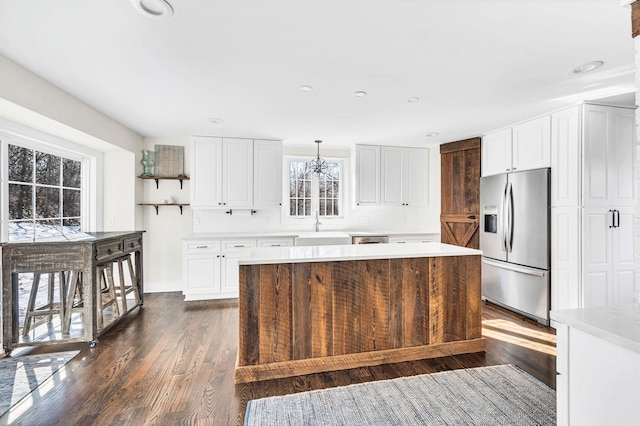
[233,244,245,248]
[614,209,620,228]
[222,255,226,258]
[468,215,476,220]
[609,209,615,228]
[506,168,510,172]
[107,248,113,254]
[271,244,281,247]
[196,245,208,249]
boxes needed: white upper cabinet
[481,128,512,176]
[551,106,581,207]
[512,115,551,172]
[381,147,403,205]
[482,116,551,177]
[355,145,380,205]
[190,136,223,208]
[583,104,635,207]
[191,136,282,208]
[253,139,282,208]
[223,138,253,207]
[380,146,428,206]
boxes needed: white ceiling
[0,0,636,148]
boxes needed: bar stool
[113,253,141,313]
[62,270,85,335]
[96,262,120,329]
[22,272,66,336]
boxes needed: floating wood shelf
[138,175,190,189]
[138,203,189,215]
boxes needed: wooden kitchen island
[236,242,484,383]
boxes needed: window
[288,158,342,217]
[8,144,83,241]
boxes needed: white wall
[0,53,144,232]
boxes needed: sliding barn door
[440,138,481,249]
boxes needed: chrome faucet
[315,210,322,232]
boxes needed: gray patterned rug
[0,350,79,418]
[245,365,556,425]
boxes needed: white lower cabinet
[554,319,640,426]
[581,206,635,307]
[183,237,293,300]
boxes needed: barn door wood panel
[440,138,481,249]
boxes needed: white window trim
[282,155,348,224]
[0,121,102,241]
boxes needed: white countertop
[182,231,439,240]
[237,242,481,265]
[551,305,640,355]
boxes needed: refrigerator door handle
[505,182,513,253]
[501,183,508,252]
[482,258,546,277]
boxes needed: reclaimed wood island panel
[236,243,485,383]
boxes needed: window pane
[290,200,296,216]
[8,184,33,219]
[63,158,81,188]
[35,186,60,218]
[63,189,81,217]
[304,200,311,216]
[304,180,311,197]
[334,199,340,216]
[297,199,303,216]
[8,145,33,183]
[36,152,61,185]
[8,221,34,241]
[63,218,81,234]
[319,199,326,216]
[319,179,326,198]
[34,219,62,239]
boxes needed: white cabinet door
[223,138,253,207]
[403,148,429,207]
[481,128,512,176]
[612,206,635,305]
[190,137,223,207]
[183,256,221,300]
[512,115,551,172]
[582,105,635,207]
[253,139,282,208]
[582,207,612,307]
[355,145,380,205]
[220,240,256,294]
[551,106,581,207]
[551,207,581,311]
[610,107,635,206]
[380,147,403,205]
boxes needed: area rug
[245,364,556,425]
[0,350,79,418]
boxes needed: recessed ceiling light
[426,132,439,137]
[208,117,224,124]
[131,0,174,19]
[408,97,420,103]
[353,91,367,98]
[572,60,604,74]
[300,85,313,93]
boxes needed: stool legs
[22,272,66,337]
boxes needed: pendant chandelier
[308,139,328,176]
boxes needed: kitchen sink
[294,232,352,246]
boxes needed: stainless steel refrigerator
[480,168,550,325]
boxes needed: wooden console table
[1,231,144,354]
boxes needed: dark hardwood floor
[1,292,556,425]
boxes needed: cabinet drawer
[123,236,142,251]
[222,240,256,252]
[185,241,220,254]
[258,238,293,248]
[95,240,123,261]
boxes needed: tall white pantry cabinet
[551,103,636,311]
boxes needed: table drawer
[95,240,124,261]
[123,236,142,252]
